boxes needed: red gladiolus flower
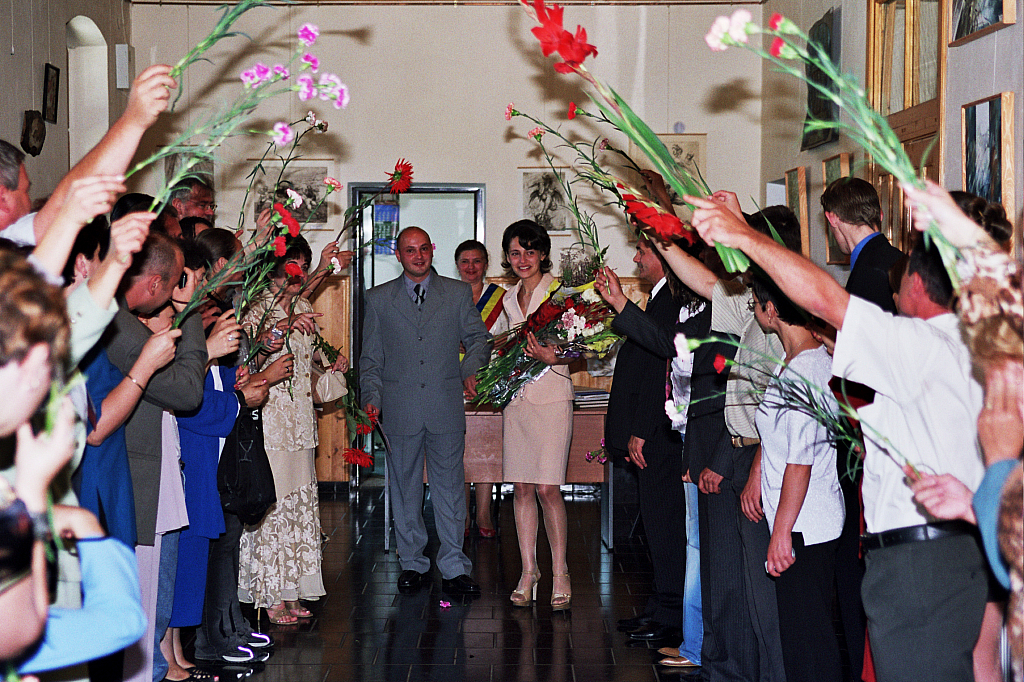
[273,235,287,257]
[355,422,373,435]
[556,24,598,70]
[769,12,784,30]
[713,353,728,374]
[342,447,374,468]
[531,0,566,57]
[284,262,304,279]
[770,37,785,57]
[388,159,414,193]
[623,198,694,244]
[567,102,577,119]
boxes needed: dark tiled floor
[189,485,702,682]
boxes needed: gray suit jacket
[104,304,207,545]
[360,273,491,436]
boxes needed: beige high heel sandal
[551,573,571,611]
[510,570,540,607]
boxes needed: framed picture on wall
[42,64,59,124]
[785,167,811,259]
[520,167,573,232]
[253,159,334,229]
[627,133,708,216]
[961,92,1015,230]
[821,153,851,265]
[802,9,840,150]
[950,0,1016,45]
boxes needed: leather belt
[731,436,760,448]
[861,521,974,552]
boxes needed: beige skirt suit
[495,274,574,485]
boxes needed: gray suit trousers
[387,429,472,579]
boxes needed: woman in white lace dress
[238,236,346,624]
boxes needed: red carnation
[567,102,577,119]
[342,447,374,468]
[273,202,288,216]
[713,353,728,374]
[282,214,301,237]
[769,12,784,30]
[284,262,304,279]
[769,37,786,58]
[273,235,287,257]
[388,159,414,194]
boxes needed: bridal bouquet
[473,254,620,409]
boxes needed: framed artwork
[163,149,214,191]
[950,0,1015,45]
[802,9,840,150]
[628,133,708,213]
[785,167,811,259]
[821,153,852,265]
[962,92,1015,229]
[42,64,59,124]
[253,159,333,229]
[520,168,573,232]
[20,110,45,156]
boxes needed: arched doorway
[66,16,108,167]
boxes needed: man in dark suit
[360,226,491,595]
[597,237,687,643]
[821,177,902,681]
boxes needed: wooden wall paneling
[311,275,352,483]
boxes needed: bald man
[359,227,491,595]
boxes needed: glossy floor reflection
[190,486,701,682]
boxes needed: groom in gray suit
[360,226,491,594]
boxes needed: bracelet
[28,510,52,543]
[126,374,144,390]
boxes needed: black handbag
[217,394,277,525]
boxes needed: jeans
[678,482,702,664]
[153,530,179,682]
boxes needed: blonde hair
[0,250,70,379]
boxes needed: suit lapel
[419,276,444,326]
[390,276,420,325]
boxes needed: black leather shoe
[397,570,426,591]
[441,574,481,595]
[617,614,654,632]
[628,623,683,642]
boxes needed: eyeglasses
[746,297,757,312]
[191,201,217,211]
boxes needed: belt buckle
[731,435,742,448]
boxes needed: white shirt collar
[650,277,667,300]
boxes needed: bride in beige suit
[493,220,574,610]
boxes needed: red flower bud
[713,353,728,374]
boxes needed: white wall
[129,3,763,275]
[0,0,129,201]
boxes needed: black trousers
[195,510,249,655]
[834,461,866,680]
[774,533,842,682]
[621,446,688,628]
[699,484,759,681]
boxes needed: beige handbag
[312,365,348,404]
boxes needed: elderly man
[360,226,491,595]
[169,178,216,222]
[688,193,986,682]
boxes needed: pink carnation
[297,23,319,47]
[705,16,731,51]
[505,102,515,121]
[728,10,752,43]
[253,62,272,83]
[240,69,260,87]
[528,127,544,141]
[273,64,290,80]
[297,75,317,101]
[271,122,294,147]
[301,52,320,73]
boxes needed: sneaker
[194,645,271,664]
[244,632,274,649]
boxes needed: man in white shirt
[688,194,987,682]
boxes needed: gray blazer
[104,304,208,545]
[360,273,491,436]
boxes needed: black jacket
[846,233,903,312]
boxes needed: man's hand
[171,268,202,313]
[56,175,127,231]
[240,377,270,408]
[627,435,647,469]
[108,212,154,267]
[766,530,795,577]
[52,505,104,541]
[698,467,724,495]
[639,169,676,214]
[463,376,479,400]
[14,397,76,512]
[364,404,380,422]
[137,327,181,377]
[709,190,744,220]
[978,359,1024,466]
[740,469,764,522]
[685,195,760,251]
[905,471,976,524]
[595,266,628,313]
[124,65,176,132]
